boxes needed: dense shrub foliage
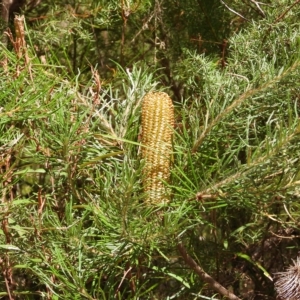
[1,0,300,299]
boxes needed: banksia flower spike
[141,92,174,205]
[275,257,300,300]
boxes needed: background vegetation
[1,0,300,299]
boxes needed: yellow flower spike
[141,92,174,205]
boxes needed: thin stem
[191,60,300,153]
[177,242,242,300]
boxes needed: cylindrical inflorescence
[141,92,174,205]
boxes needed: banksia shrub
[275,257,300,300]
[141,92,174,205]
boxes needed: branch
[191,60,300,153]
[177,242,242,300]
[220,0,248,21]
[274,0,300,23]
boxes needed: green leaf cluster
[1,0,300,299]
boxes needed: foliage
[0,0,300,299]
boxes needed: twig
[270,231,300,239]
[274,0,300,23]
[1,257,14,300]
[131,11,156,43]
[220,0,248,21]
[4,275,14,300]
[283,203,296,223]
[262,0,300,42]
[244,0,266,17]
[14,15,33,81]
[177,242,242,300]
[114,267,133,298]
[249,0,265,16]
[191,60,300,153]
